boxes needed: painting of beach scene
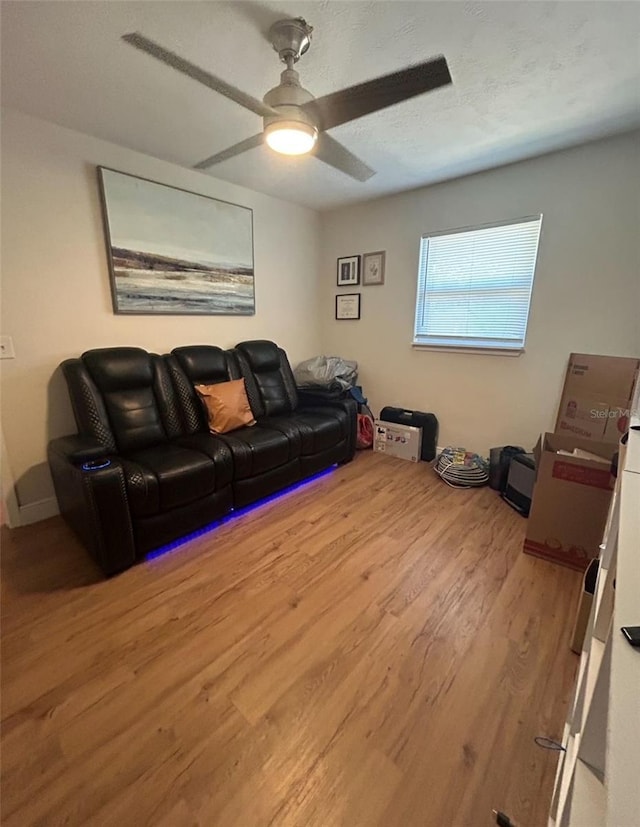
[98,168,254,315]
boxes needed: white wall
[320,132,640,455]
[3,109,638,521]
[0,108,321,517]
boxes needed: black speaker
[489,445,525,491]
[502,453,536,516]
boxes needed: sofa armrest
[48,437,136,576]
[50,434,111,466]
[297,388,346,406]
[298,392,357,417]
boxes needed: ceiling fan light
[265,121,317,155]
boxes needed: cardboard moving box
[524,352,638,571]
[555,353,640,444]
[523,432,615,571]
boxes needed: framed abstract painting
[98,167,255,315]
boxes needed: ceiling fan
[122,18,452,182]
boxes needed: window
[413,215,542,352]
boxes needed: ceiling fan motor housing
[262,68,317,134]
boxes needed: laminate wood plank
[1,452,580,826]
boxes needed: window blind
[413,215,542,351]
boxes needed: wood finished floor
[1,452,581,827]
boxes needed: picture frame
[336,255,360,286]
[362,250,386,286]
[335,293,361,320]
[97,167,255,315]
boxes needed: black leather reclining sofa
[48,340,356,575]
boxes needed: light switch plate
[0,336,15,359]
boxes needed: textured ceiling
[2,1,639,210]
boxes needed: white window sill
[411,344,525,357]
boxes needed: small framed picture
[336,255,360,286]
[335,293,361,320]
[362,250,386,286]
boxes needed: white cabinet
[549,428,640,826]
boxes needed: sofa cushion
[123,443,217,517]
[224,427,296,478]
[261,407,350,457]
[104,387,167,454]
[234,340,298,417]
[81,348,172,454]
[195,380,256,434]
[289,411,346,455]
[175,427,297,480]
[166,347,240,435]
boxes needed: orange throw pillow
[194,379,256,434]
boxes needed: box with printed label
[373,420,423,462]
[523,432,615,571]
[554,353,640,444]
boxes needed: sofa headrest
[172,346,231,385]
[235,340,280,373]
[82,348,154,392]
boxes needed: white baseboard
[18,496,59,526]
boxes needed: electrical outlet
[0,336,15,359]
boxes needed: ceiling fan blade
[122,32,277,119]
[193,133,264,170]
[314,133,375,182]
[304,55,451,131]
